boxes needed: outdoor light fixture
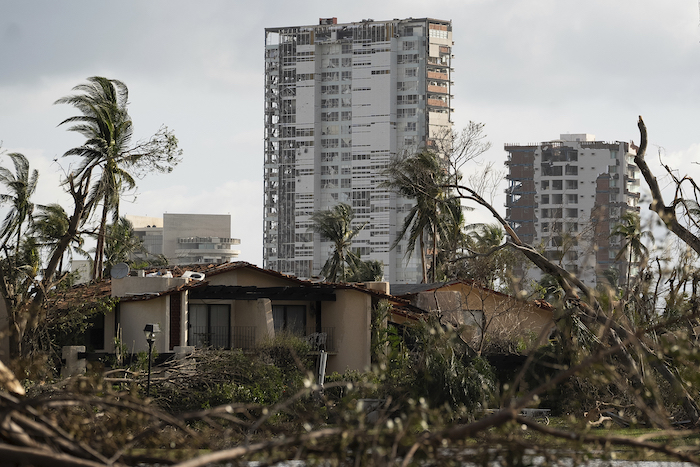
[143,323,160,397]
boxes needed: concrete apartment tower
[504,134,642,288]
[264,17,453,282]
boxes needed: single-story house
[45,262,417,374]
[391,280,554,353]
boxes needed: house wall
[118,296,170,354]
[322,289,372,373]
[414,283,553,345]
[112,276,188,297]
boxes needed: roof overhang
[189,285,337,302]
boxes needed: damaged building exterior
[504,134,641,287]
[263,17,453,283]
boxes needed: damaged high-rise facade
[504,134,641,288]
[264,18,453,282]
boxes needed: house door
[188,304,230,348]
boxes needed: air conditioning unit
[182,271,206,281]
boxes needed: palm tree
[32,203,87,279]
[610,211,653,289]
[383,150,452,283]
[56,77,181,282]
[0,153,38,254]
[56,77,181,281]
[463,223,506,289]
[310,203,367,282]
[103,216,148,277]
[433,197,466,281]
[55,77,135,281]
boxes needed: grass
[514,416,700,462]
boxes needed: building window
[565,165,578,175]
[321,72,339,82]
[189,304,230,348]
[321,99,339,108]
[397,108,417,118]
[397,95,418,105]
[541,194,549,204]
[566,179,577,189]
[541,180,549,190]
[567,194,578,204]
[552,194,563,204]
[272,305,306,335]
[566,208,578,218]
[552,180,563,190]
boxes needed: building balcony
[175,248,241,260]
[427,71,449,81]
[427,98,448,108]
[427,85,448,94]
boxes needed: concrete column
[256,298,275,341]
[61,346,86,378]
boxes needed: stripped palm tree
[310,203,367,282]
[55,77,133,281]
[55,77,180,281]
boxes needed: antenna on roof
[111,263,130,279]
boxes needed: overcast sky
[1,1,699,265]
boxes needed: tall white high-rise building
[264,17,453,282]
[504,134,641,288]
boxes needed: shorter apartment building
[505,134,641,288]
[127,213,241,265]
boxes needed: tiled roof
[45,262,420,315]
[390,280,552,311]
[46,280,113,311]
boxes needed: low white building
[127,213,241,265]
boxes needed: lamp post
[143,323,160,397]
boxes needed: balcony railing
[233,326,256,350]
[305,327,336,352]
[189,326,335,352]
[189,325,231,349]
